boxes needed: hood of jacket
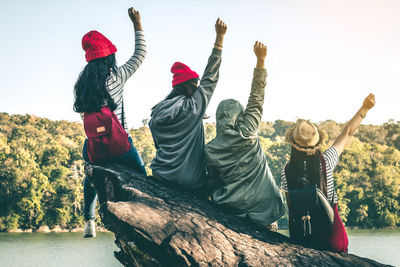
[215,99,245,135]
[150,95,186,125]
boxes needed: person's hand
[128,7,143,31]
[362,93,375,110]
[254,41,267,59]
[254,41,267,68]
[215,18,227,36]
[214,18,227,50]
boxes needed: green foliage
[334,140,400,228]
[130,126,156,175]
[0,113,85,231]
[204,123,217,144]
[0,112,399,230]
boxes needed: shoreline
[3,227,399,234]
[4,225,110,233]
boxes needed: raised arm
[192,18,227,114]
[238,41,267,138]
[332,93,375,155]
[116,8,147,85]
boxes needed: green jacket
[205,68,285,227]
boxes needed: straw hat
[285,119,326,155]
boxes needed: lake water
[347,229,400,266]
[279,229,400,266]
[0,230,399,266]
[0,232,121,267]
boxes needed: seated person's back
[205,42,285,228]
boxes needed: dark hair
[285,147,327,196]
[73,54,117,113]
[165,78,199,100]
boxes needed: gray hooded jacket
[149,48,222,189]
[205,68,285,227]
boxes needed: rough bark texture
[87,164,389,267]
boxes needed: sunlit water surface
[0,230,399,266]
[279,229,400,266]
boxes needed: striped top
[81,30,146,133]
[280,146,339,205]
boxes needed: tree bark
[87,164,389,267]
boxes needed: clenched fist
[254,41,267,68]
[215,18,227,36]
[128,7,143,31]
[254,41,267,60]
[362,93,375,110]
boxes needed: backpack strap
[121,100,126,131]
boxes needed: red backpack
[83,106,131,163]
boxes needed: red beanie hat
[171,62,199,87]
[82,30,117,62]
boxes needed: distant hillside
[0,113,399,230]
[0,113,85,230]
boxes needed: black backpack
[286,157,334,249]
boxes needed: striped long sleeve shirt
[81,31,146,133]
[106,31,146,132]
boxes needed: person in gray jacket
[205,42,285,228]
[149,18,227,190]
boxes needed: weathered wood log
[87,164,390,267]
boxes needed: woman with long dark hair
[281,93,375,252]
[73,7,147,238]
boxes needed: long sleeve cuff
[212,48,222,56]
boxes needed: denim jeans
[82,137,147,221]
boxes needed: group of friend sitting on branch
[73,7,376,253]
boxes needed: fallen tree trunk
[87,164,389,267]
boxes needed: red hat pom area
[171,62,199,87]
[82,31,117,62]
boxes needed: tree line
[0,113,399,231]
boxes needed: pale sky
[1,0,399,128]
